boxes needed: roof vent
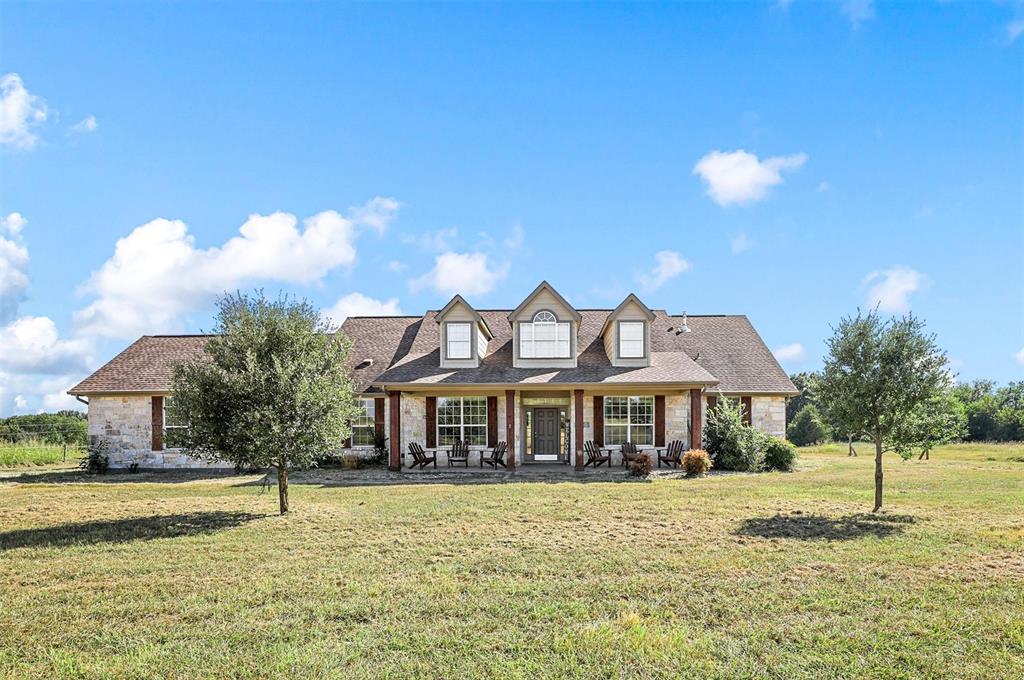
[676,313,691,334]
[356,358,374,370]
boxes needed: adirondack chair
[584,440,610,468]
[658,439,686,468]
[620,441,644,467]
[481,441,508,469]
[448,440,470,467]
[407,442,437,469]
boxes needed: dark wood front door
[532,408,560,459]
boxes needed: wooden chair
[448,440,470,467]
[407,442,437,469]
[481,441,507,469]
[620,441,644,467]
[584,440,611,467]
[658,439,685,468]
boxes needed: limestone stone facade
[751,396,786,437]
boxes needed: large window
[437,396,487,446]
[351,398,376,447]
[163,397,188,449]
[618,321,645,358]
[446,322,472,359]
[520,310,571,358]
[604,396,654,445]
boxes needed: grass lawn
[0,443,84,467]
[1,444,1021,678]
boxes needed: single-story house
[69,281,797,470]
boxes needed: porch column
[689,388,702,450]
[388,391,401,471]
[574,389,584,470]
[505,389,516,469]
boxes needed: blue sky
[1,1,1022,414]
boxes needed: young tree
[891,390,967,459]
[818,310,950,511]
[170,292,359,514]
[786,372,822,423]
[786,405,831,446]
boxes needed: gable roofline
[506,280,582,324]
[600,293,655,336]
[435,294,494,340]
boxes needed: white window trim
[436,396,488,446]
[163,397,187,451]
[351,398,376,448]
[445,322,473,359]
[618,321,646,359]
[603,395,655,446]
[520,311,571,359]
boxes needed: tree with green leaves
[786,371,822,423]
[786,404,831,446]
[818,310,951,512]
[890,390,966,460]
[170,292,360,514]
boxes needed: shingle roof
[69,310,797,396]
[68,336,211,394]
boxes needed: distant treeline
[788,373,1023,444]
[0,411,88,446]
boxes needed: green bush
[764,437,797,471]
[787,405,831,446]
[705,399,766,472]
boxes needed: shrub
[79,441,110,475]
[368,430,388,466]
[764,438,797,472]
[681,448,712,477]
[786,405,831,446]
[705,399,766,472]
[628,454,653,477]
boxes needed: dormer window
[520,310,571,358]
[618,321,645,358]
[446,322,472,359]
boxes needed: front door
[532,408,560,461]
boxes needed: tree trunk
[848,435,856,457]
[873,438,883,512]
[277,461,289,515]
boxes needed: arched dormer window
[520,310,571,358]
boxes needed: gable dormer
[508,281,581,368]
[601,293,655,367]
[436,294,493,369]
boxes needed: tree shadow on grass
[0,468,244,485]
[0,511,265,552]
[735,513,916,542]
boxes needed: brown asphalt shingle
[69,311,797,395]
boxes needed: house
[69,281,797,470]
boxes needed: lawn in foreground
[0,445,1021,678]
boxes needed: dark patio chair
[658,439,686,468]
[584,440,611,468]
[448,440,470,467]
[481,441,507,469]
[620,441,644,467]
[407,442,436,469]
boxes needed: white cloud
[409,251,509,297]
[0,316,93,375]
[69,115,98,134]
[402,226,458,252]
[385,259,406,273]
[503,223,525,251]
[1,213,30,324]
[0,73,48,149]
[693,149,807,206]
[774,343,807,362]
[637,250,690,291]
[323,292,402,327]
[74,198,398,339]
[13,395,27,412]
[1015,347,1024,366]
[1008,19,1024,43]
[863,266,925,313]
[347,197,399,235]
[841,0,875,28]
[730,233,753,254]
[42,388,83,412]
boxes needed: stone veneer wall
[88,395,232,469]
[751,396,786,437]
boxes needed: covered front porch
[385,386,705,472]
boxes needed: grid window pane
[436,397,488,446]
[604,395,654,445]
[605,425,628,446]
[447,323,471,358]
[520,319,570,358]
[619,322,645,358]
[163,397,188,449]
